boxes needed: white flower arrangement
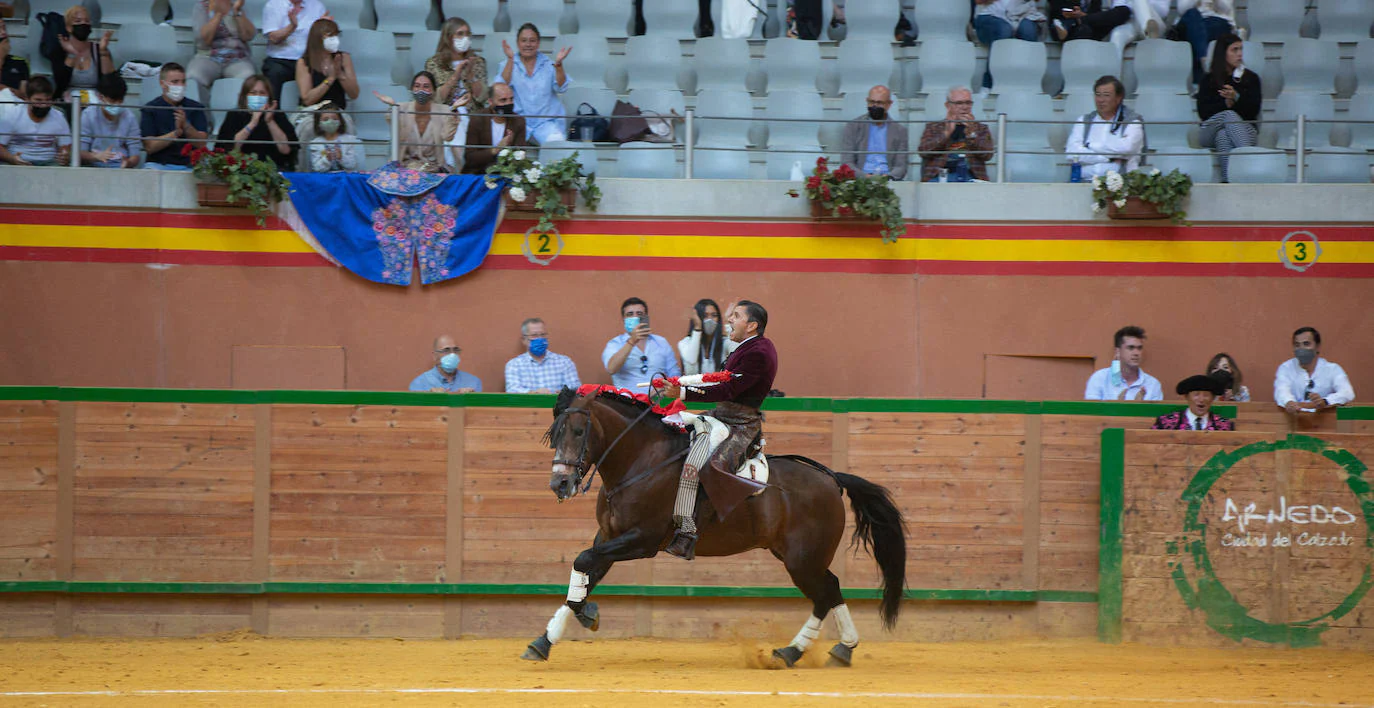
[513,150,526,161]
[509,186,527,202]
[1089,167,1194,224]
[484,148,602,232]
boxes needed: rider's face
[726,306,752,343]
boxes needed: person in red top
[660,300,777,560]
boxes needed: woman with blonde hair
[295,18,357,108]
[57,5,113,101]
[425,17,486,171]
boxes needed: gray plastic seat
[1060,40,1122,97]
[1315,0,1374,42]
[1131,90,1197,149]
[1357,40,1374,97]
[279,80,300,111]
[1306,147,1371,183]
[707,0,767,39]
[760,39,824,95]
[992,91,1054,149]
[763,89,823,148]
[1280,39,1339,94]
[444,0,500,36]
[692,145,751,179]
[538,140,599,175]
[1003,152,1067,183]
[561,87,618,118]
[1226,146,1290,183]
[507,0,573,36]
[627,88,686,116]
[1131,39,1192,95]
[409,31,442,76]
[329,0,375,30]
[691,37,754,94]
[1347,94,1374,149]
[1148,150,1217,184]
[114,23,183,65]
[832,0,903,41]
[375,0,431,33]
[617,141,681,178]
[833,40,899,99]
[480,33,515,79]
[207,76,246,132]
[1243,0,1305,41]
[573,2,632,38]
[766,145,824,180]
[340,29,400,84]
[916,38,977,96]
[556,36,611,91]
[624,36,686,91]
[640,0,698,37]
[1271,92,1335,148]
[912,0,970,39]
[693,88,753,146]
[987,39,1046,96]
[90,0,154,26]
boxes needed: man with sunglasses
[408,334,483,393]
[602,297,680,390]
[1275,326,1354,416]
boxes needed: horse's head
[544,387,598,501]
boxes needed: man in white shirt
[1274,326,1356,415]
[1084,325,1163,401]
[261,0,329,102]
[1066,75,1145,179]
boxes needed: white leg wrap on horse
[566,569,590,603]
[833,604,859,647]
[546,605,575,644]
[790,615,824,651]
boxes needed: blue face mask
[623,316,641,334]
[528,337,549,357]
[246,95,268,111]
[439,352,460,373]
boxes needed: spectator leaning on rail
[308,102,361,172]
[917,86,993,183]
[187,0,258,106]
[1152,374,1235,431]
[1084,325,1163,401]
[0,75,70,166]
[1066,75,1144,180]
[1196,34,1258,184]
[678,298,738,376]
[57,5,114,104]
[261,0,330,102]
[499,23,571,145]
[1172,0,1235,86]
[505,318,581,394]
[373,71,458,173]
[840,85,908,181]
[410,335,483,393]
[1275,327,1356,416]
[0,18,30,98]
[603,297,681,390]
[141,63,210,171]
[216,74,299,171]
[79,73,141,168]
[1049,0,1132,42]
[1206,352,1249,402]
[461,82,526,174]
[973,0,1041,90]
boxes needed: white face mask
[322,35,340,52]
[164,84,185,102]
[452,36,471,53]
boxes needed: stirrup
[665,531,697,561]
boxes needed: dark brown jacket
[461,112,528,175]
[915,120,994,182]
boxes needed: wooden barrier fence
[0,387,1367,642]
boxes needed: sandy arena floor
[1,635,1372,707]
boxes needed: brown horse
[521,388,907,667]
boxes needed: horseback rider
[659,300,777,560]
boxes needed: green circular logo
[1168,435,1374,646]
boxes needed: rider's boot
[665,527,697,560]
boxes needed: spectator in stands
[784,0,839,40]
[1174,0,1234,85]
[79,74,140,168]
[187,0,258,106]
[679,299,737,376]
[974,0,1041,89]
[142,63,210,171]
[461,82,526,175]
[1084,325,1163,401]
[409,335,482,393]
[0,75,70,165]
[1196,34,1258,184]
[308,102,361,172]
[58,5,114,103]
[1206,352,1249,402]
[0,18,30,97]
[261,0,329,102]
[505,318,581,394]
[373,71,458,173]
[1066,75,1144,179]
[1152,375,1234,430]
[499,23,571,145]
[216,74,299,171]
[1049,0,1132,42]
[428,18,488,112]
[296,18,357,109]
[1275,327,1355,415]
[603,297,681,390]
[917,86,993,182]
[840,85,909,181]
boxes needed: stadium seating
[1130,39,1192,96]
[832,0,902,42]
[506,0,573,37]
[690,37,755,95]
[830,40,899,98]
[640,0,697,37]
[1226,146,1290,183]
[375,0,431,33]
[1131,90,1197,150]
[1279,39,1339,95]
[617,141,680,178]
[915,38,978,98]
[912,0,969,40]
[1314,0,1374,42]
[693,88,753,147]
[330,0,376,30]
[1305,147,1372,183]
[561,87,618,121]
[113,22,183,65]
[1147,151,1217,184]
[555,36,611,93]
[572,1,632,38]
[1057,40,1122,106]
[763,89,824,149]
[759,39,825,95]
[987,40,1046,96]
[623,36,686,91]
[626,88,686,118]
[1270,92,1335,149]
[409,30,442,77]
[1242,0,1306,42]
[1346,94,1374,149]
[90,0,156,26]
[444,0,501,36]
[538,140,598,175]
[692,146,751,179]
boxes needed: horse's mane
[544,386,687,449]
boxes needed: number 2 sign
[522,225,564,266]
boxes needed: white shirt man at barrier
[1274,326,1355,415]
[1084,325,1163,401]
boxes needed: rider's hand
[660,381,681,400]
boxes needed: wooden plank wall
[0,402,59,636]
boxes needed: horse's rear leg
[772,566,847,668]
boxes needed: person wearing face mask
[216,74,298,171]
[504,318,581,394]
[499,22,572,145]
[602,297,681,390]
[260,0,330,102]
[307,104,361,172]
[917,86,993,182]
[678,299,739,376]
[296,19,357,109]
[0,75,70,166]
[141,63,210,170]
[840,85,909,181]
[1275,327,1355,415]
[409,335,483,393]
[460,82,527,174]
[56,5,114,102]
[187,0,257,106]
[78,74,141,168]
[0,18,31,99]
[426,18,488,111]
[374,71,459,173]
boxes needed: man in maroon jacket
[660,300,777,560]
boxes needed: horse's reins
[555,402,665,496]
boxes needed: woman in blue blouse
[498,22,572,145]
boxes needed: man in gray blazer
[840,85,909,181]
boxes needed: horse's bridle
[551,402,659,496]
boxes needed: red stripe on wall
[0,246,332,267]
[0,208,286,231]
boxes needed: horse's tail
[834,471,908,630]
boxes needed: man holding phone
[602,297,681,389]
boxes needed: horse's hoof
[520,633,552,661]
[575,602,600,632]
[771,645,803,668]
[826,642,854,667]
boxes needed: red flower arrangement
[182,144,290,226]
[787,157,905,243]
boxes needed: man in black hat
[1152,374,1235,431]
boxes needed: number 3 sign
[1278,230,1321,272]
[522,225,564,266]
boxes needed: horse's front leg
[521,528,658,661]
